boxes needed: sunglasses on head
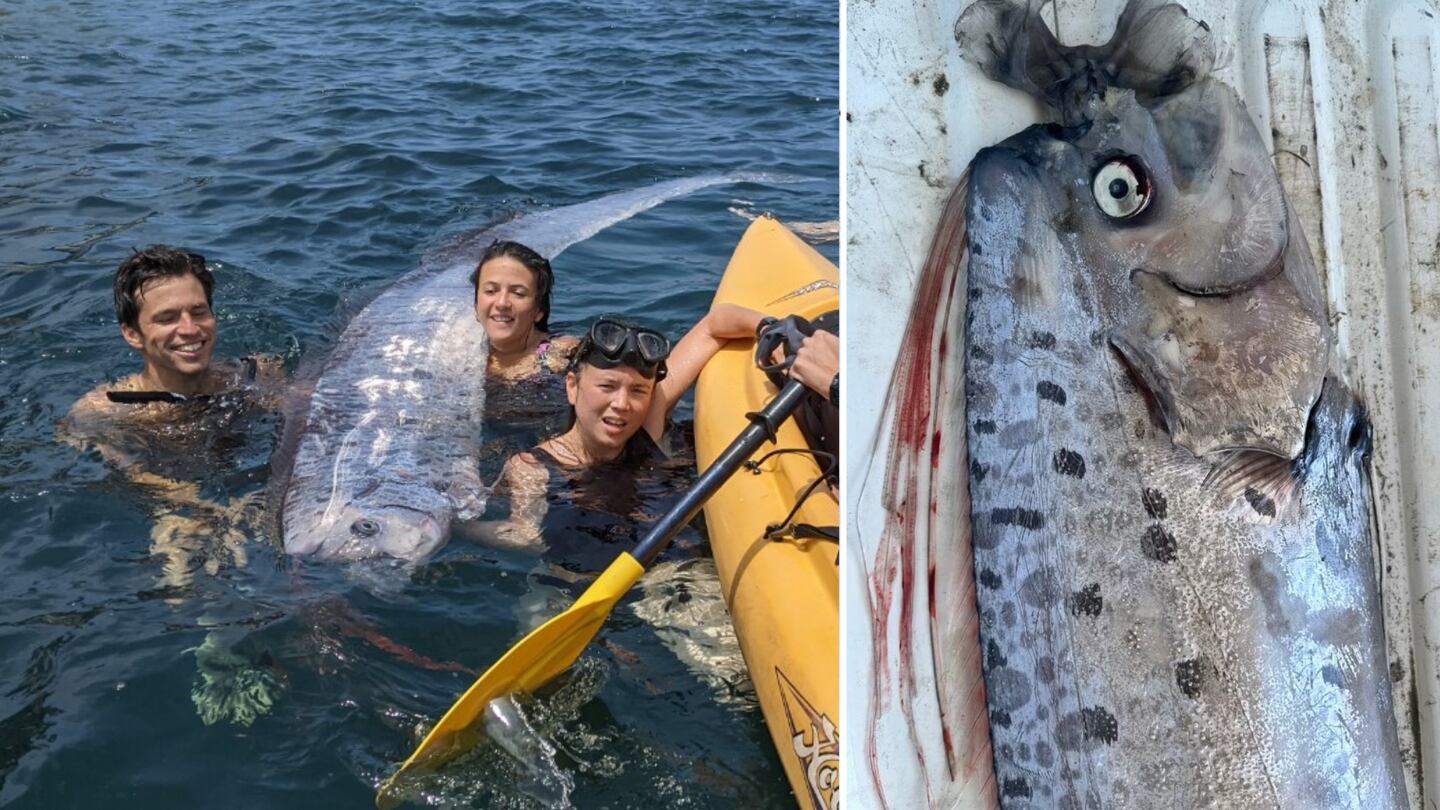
[573,318,671,379]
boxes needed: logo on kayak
[768,280,838,306]
[777,668,838,810]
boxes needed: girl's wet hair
[469,240,554,333]
[113,245,214,331]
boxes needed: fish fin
[1203,449,1301,525]
[954,1,1066,105]
[868,168,998,804]
[956,0,1216,123]
[1106,0,1218,100]
[1205,377,1373,524]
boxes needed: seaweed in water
[189,633,283,727]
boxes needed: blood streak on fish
[869,166,998,809]
[867,0,1409,807]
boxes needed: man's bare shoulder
[65,376,145,428]
[59,378,149,466]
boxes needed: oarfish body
[278,176,748,561]
[873,1,1407,807]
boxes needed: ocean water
[0,1,837,807]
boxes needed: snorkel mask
[570,318,671,381]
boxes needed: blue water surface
[0,1,837,807]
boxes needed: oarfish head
[282,478,451,562]
[958,0,1329,460]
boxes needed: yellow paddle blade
[376,552,646,807]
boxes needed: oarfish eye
[1091,157,1152,219]
[351,518,380,538]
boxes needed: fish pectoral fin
[1203,448,1301,524]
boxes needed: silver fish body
[923,1,1405,806]
[280,267,483,561]
[965,144,1405,805]
[279,176,749,561]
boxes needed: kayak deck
[695,217,839,809]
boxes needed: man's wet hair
[469,240,554,333]
[113,245,214,331]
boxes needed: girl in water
[473,303,765,567]
[470,239,579,382]
[468,305,770,712]
[471,239,584,461]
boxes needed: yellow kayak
[695,217,839,809]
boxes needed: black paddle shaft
[631,379,810,567]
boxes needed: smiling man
[67,245,283,427]
[62,244,286,594]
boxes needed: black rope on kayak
[738,448,839,544]
[764,471,838,543]
[741,447,835,477]
[767,520,839,542]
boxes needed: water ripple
[0,0,834,805]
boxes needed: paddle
[377,378,811,806]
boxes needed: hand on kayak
[771,329,838,402]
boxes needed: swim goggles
[572,318,671,380]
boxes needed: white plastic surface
[845,1,1440,807]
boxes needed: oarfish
[277,176,750,561]
[869,1,1407,807]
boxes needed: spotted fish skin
[951,1,1407,807]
